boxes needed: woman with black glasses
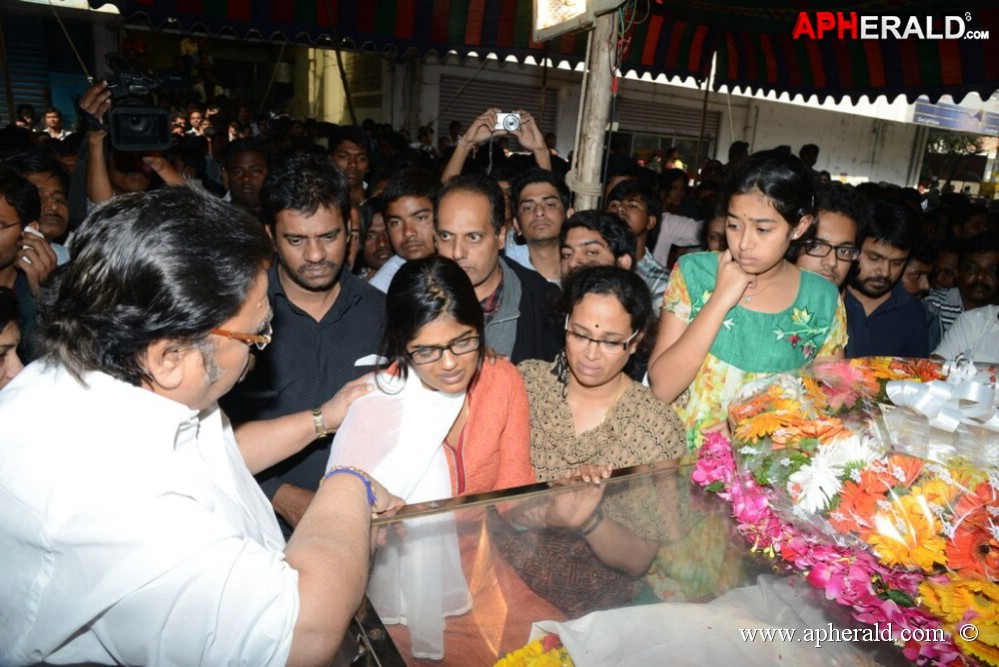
[331,254,534,501]
[328,255,533,658]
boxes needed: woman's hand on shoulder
[711,250,754,309]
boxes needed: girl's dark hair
[560,265,654,341]
[379,256,484,382]
[723,149,817,256]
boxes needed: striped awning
[710,8,999,103]
[91,0,999,104]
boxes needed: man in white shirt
[368,168,439,293]
[0,187,400,666]
[42,107,71,141]
[933,304,999,363]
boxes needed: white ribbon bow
[886,354,999,433]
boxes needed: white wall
[748,101,921,185]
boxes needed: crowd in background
[1,40,998,666]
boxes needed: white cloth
[328,371,470,659]
[651,212,702,267]
[0,363,297,666]
[934,304,999,364]
[531,575,878,667]
[368,254,406,293]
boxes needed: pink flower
[692,433,970,666]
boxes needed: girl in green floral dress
[649,149,847,452]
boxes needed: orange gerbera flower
[857,454,923,496]
[866,493,947,572]
[801,376,829,411]
[797,417,846,442]
[901,358,945,382]
[861,356,897,380]
[728,393,771,421]
[953,481,999,525]
[734,411,792,442]
[921,578,999,665]
[947,521,999,579]
[911,478,962,508]
[829,479,882,537]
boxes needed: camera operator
[77,80,185,205]
[440,108,551,185]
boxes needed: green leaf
[886,589,916,607]
[798,437,820,453]
[705,481,725,493]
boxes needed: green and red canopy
[91,0,999,104]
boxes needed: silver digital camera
[495,112,521,132]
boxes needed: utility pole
[570,12,617,212]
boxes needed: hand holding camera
[460,108,541,151]
[76,80,113,137]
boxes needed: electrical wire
[47,0,93,82]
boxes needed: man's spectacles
[564,317,639,354]
[407,335,481,365]
[211,320,273,351]
[803,239,859,261]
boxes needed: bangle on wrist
[578,509,604,537]
[311,407,328,439]
[322,466,377,506]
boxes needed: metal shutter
[438,75,558,149]
[1,16,49,127]
[616,97,720,138]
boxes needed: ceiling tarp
[91,0,998,104]
[90,0,711,76]
[90,0,711,82]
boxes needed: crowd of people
[1,61,998,665]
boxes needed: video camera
[102,53,179,152]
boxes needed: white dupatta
[326,370,471,659]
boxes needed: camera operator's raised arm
[78,80,113,204]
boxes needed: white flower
[941,521,957,540]
[822,432,886,470]
[788,459,843,514]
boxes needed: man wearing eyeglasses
[794,183,868,289]
[435,173,561,364]
[219,153,387,538]
[842,200,929,359]
[0,187,402,666]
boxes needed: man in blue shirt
[843,200,928,358]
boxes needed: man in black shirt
[843,201,928,358]
[220,153,386,536]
